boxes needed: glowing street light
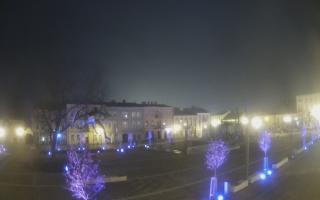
[165,127,172,133]
[96,127,104,135]
[15,127,25,137]
[204,124,208,129]
[283,115,292,123]
[251,117,263,129]
[211,119,221,128]
[0,128,6,138]
[240,116,249,126]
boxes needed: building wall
[143,106,174,140]
[64,104,174,146]
[296,93,320,122]
[108,106,145,143]
[173,113,210,138]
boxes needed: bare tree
[31,68,108,155]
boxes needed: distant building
[173,108,211,139]
[32,101,174,149]
[256,113,299,133]
[296,93,320,125]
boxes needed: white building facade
[65,102,174,147]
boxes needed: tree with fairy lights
[64,150,105,200]
[258,131,271,171]
[205,140,229,199]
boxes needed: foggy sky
[1,0,320,117]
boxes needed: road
[0,135,301,200]
[233,141,320,200]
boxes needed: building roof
[67,101,171,108]
[174,106,208,115]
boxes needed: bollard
[209,177,217,199]
[224,181,229,195]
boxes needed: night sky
[1,0,320,118]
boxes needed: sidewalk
[233,142,320,200]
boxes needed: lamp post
[240,116,250,180]
[241,116,263,180]
[183,122,188,154]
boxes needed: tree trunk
[50,131,57,157]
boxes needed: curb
[231,180,248,193]
[272,157,288,169]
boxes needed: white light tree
[64,150,105,200]
[205,140,229,199]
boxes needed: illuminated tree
[31,68,108,155]
[258,131,271,156]
[205,140,229,199]
[258,131,272,171]
[64,150,105,200]
[205,140,229,176]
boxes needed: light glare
[217,194,224,200]
[15,127,24,137]
[260,173,266,180]
[251,117,263,129]
[0,128,5,138]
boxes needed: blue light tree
[64,150,105,200]
[258,131,271,172]
[147,131,153,146]
[205,140,229,199]
[301,127,307,149]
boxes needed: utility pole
[240,115,250,180]
[246,126,250,180]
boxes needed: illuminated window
[136,112,141,118]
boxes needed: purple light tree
[147,131,153,146]
[64,150,105,200]
[128,133,134,147]
[258,131,271,171]
[205,140,229,199]
[301,127,307,149]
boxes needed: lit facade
[296,93,320,124]
[33,102,174,149]
[173,113,210,138]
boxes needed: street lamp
[241,116,250,180]
[251,116,263,129]
[15,127,24,137]
[240,116,249,126]
[96,127,104,135]
[204,124,208,129]
[211,119,221,128]
[283,115,292,123]
[0,127,5,138]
